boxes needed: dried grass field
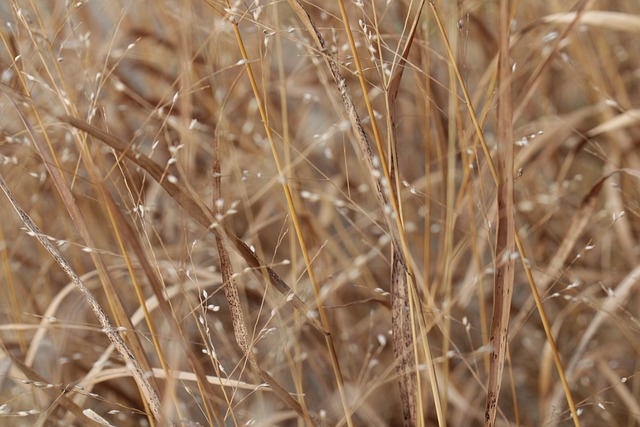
[1,1,640,426]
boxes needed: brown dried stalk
[427,1,580,424]
[285,1,429,425]
[0,174,163,421]
[484,0,516,425]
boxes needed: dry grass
[1,0,640,426]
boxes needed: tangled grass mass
[1,1,640,426]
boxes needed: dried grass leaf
[542,11,640,33]
[587,108,640,137]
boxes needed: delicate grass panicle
[1,0,640,426]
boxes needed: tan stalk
[273,5,311,421]
[421,14,434,377]
[286,1,446,425]
[219,4,354,425]
[384,2,442,426]
[333,0,419,268]
[506,346,521,425]
[439,2,461,421]
[483,0,517,425]
[428,1,580,425]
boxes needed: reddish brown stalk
[484,0,515,425]
[386,3,435,426]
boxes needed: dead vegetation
[1,1,640,426]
